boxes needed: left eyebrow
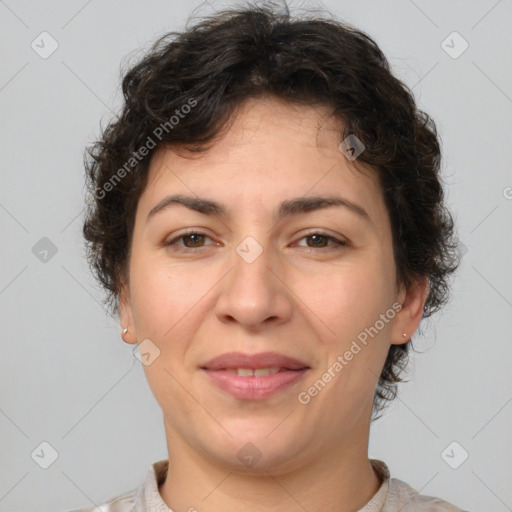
[146,193,372,225]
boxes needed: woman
[77,2,464,510]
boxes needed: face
[119,95,427,474]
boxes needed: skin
[119,95,428,512]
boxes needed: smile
[202,367,309,400]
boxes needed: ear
[390,276,429,345]
[119,283,137,345]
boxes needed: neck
[159,430,382,512]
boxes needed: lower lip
[202,369,309,400]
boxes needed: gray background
[1,0,511,510]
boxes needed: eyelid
[164,228,216,247]
[292,230,348,250]
[296,228,348,244]
[164,228,348,252]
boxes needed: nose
[214,236,293,332]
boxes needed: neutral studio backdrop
[1,0,511,511]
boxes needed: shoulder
[384,477,468,511]
[68,487,137,512]
[67,458,169,512]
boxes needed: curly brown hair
[82,1,460,420]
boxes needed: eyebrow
[146,193,372,225]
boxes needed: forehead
[137,96,388,231]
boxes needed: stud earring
[122,327,128,335]
[403,333,407,337]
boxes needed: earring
[402,333,407,337]
[122,327,128,335]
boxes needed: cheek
[299,254,394,342]
[325,259,396,387]
[129,252,200,340]
[129,258,201,413]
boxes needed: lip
[200,351,310,401]
[200,351,309,371]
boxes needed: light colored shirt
[70,458,467,511]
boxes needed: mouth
[215,367,303,376]
[200,351,310,400]
[200,351,309,371]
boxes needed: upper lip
[201,351,309,370]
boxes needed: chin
[205,430,310,475]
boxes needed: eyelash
[164,230,348,253]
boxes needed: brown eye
[296,232,347,251]
[305,234,330,248]
[180,233,206,248]
[165,231,213,252]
